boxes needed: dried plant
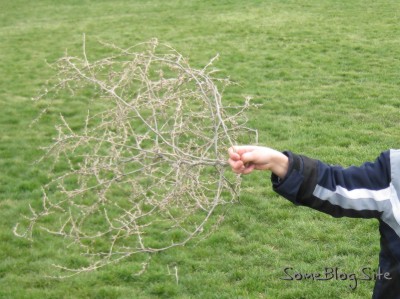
[14,37,257,277]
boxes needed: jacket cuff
[271,151,304,205]
[271,151,319,205]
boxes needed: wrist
[270,151,289,179]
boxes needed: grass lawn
[2,0,400,298]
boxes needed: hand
[228,145,289,178]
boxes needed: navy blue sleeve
[272,151,392,219]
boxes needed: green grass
[2,0,400,298]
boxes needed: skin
[228,146,289,179]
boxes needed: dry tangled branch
[14,37,257,277]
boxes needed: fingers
[230,146,258,165]
[228,146,256,175]
[241,151,257,164]
[241,163,255,175]
[228,147,244,173]
[228,157,244,173]
[228,158,255,174]
[228,147,241,161]
[231,145,257,156]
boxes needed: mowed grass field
[2,0,400,298]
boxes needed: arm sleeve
[271,150,392,219]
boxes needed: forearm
[273,151,391,219]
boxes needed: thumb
[241,151,257,164]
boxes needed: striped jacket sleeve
[272,150,398,221]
